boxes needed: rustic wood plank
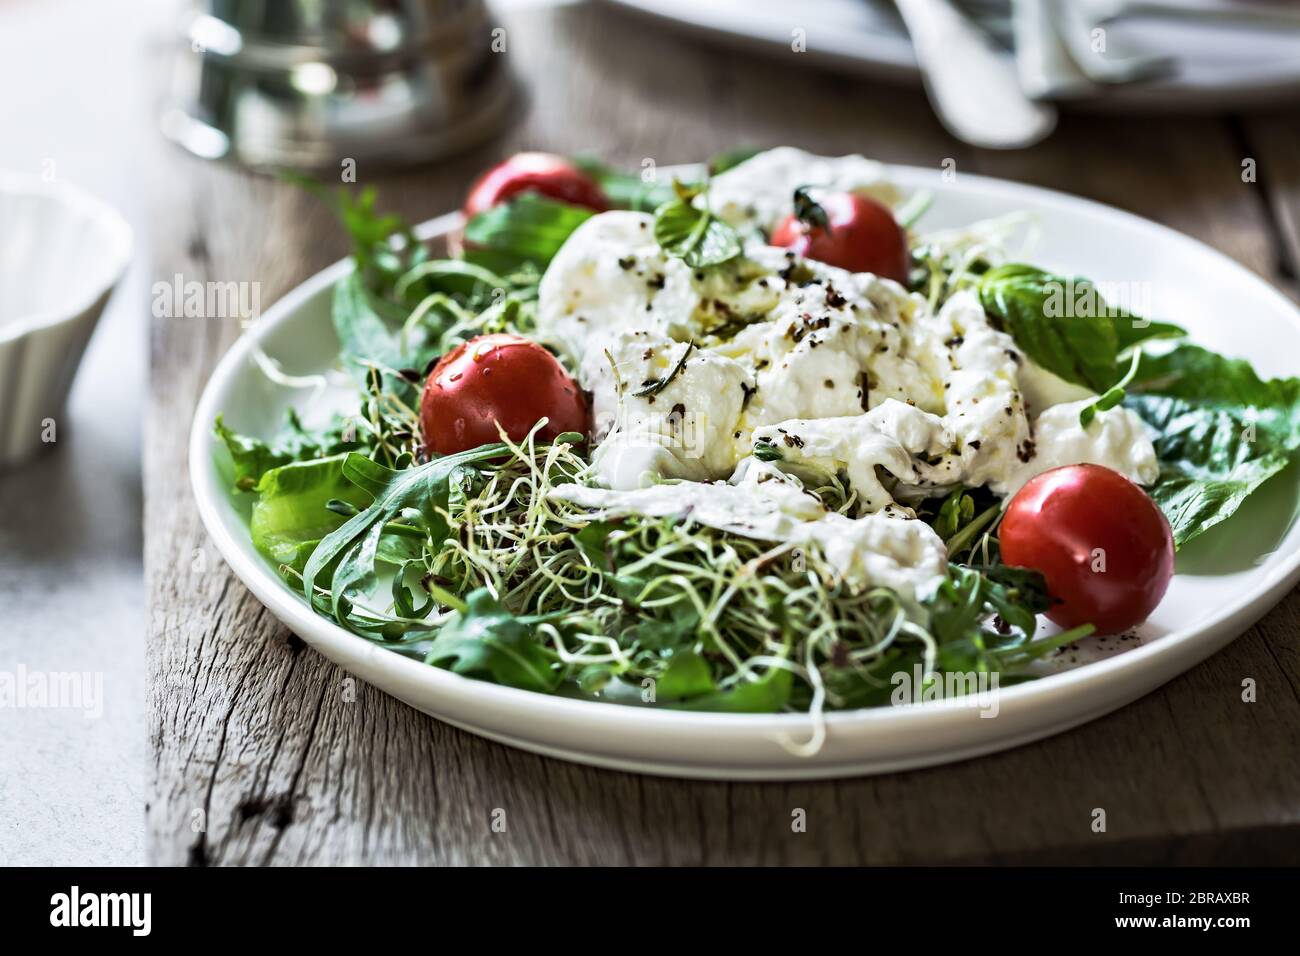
[146,2,1300,865]
[1240,112,1300,297]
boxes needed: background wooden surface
[146,2,1300,865]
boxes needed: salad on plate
[214,147,1300,716]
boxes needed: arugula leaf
[250,455,371,573]
[632,612,701,651]
[335,187,427,295]
[674,666,793,713]
[328,273,444,415]
[924,564,1065,675]
[655,650,716,700]
[303,447,508,633]
[214,411,363,492]
[462,193,594,274]
[393,259,509,302]
[286,175,426,299]
[331,271,411,371]
[978,264,1184,393]
[1125,344,1300,547]
[424,588,562,693]
[970,564,1053,637]
[652,182,742,269]
[295,178,530,402]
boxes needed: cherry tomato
[769,191,910,283]
[420,334,590,456]
[462,153,609,218]
[999,464,1174,635]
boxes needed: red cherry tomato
[770,192,910,283]
[420,334,590,456]
[462,152,609,218]
[999,464,1174,635]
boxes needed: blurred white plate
[601,0,1300,111]
[191,165,1300,779]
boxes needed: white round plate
[191,165,1300,780]
[600,0,1300,111]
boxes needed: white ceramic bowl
[0,172,132,469]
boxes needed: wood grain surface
[145,2,1300,865]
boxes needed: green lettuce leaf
[215,411,364,492]
[250,454,370,573]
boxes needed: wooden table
[145,1,1300,865]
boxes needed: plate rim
[188,164,1300,747]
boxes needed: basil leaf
[652,195,742,269]
[978,264,1184,393]
[571,157,675,212]
[1131,344,1300,431]
[707,146,760,176]
[1127,396,1289,548]
[1126,344,1300,547]
[462,193,593,274]
[424,588,562,694]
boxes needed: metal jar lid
[161,0,518,171]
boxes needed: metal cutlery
[894,0,1057,149]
